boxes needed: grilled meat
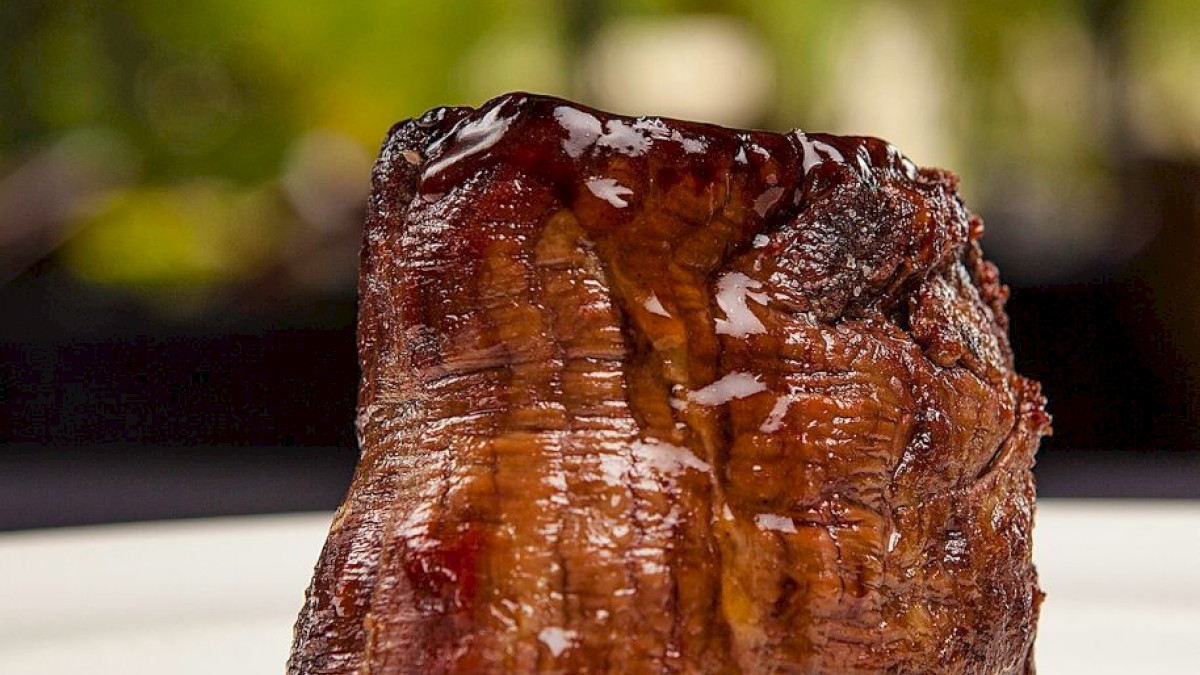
[289,93,1049,675]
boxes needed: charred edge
[292,117,449,675]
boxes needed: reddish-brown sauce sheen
[289,93,1049,675]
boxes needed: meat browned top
[288,93,1050,675]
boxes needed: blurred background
[2,0,1198,530]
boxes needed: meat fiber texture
[288,93,1050,675]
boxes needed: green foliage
[63,182,284,288]
[3,0,1197,293]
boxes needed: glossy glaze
[289,93,1049,674]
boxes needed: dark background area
[5,244,1200,532]
[3,1,1199,531]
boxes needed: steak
[288,93,1050,674]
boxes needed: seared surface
[289,93,1049,674]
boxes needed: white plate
[1,501,1197,673]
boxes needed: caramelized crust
[289,94,1049,675]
